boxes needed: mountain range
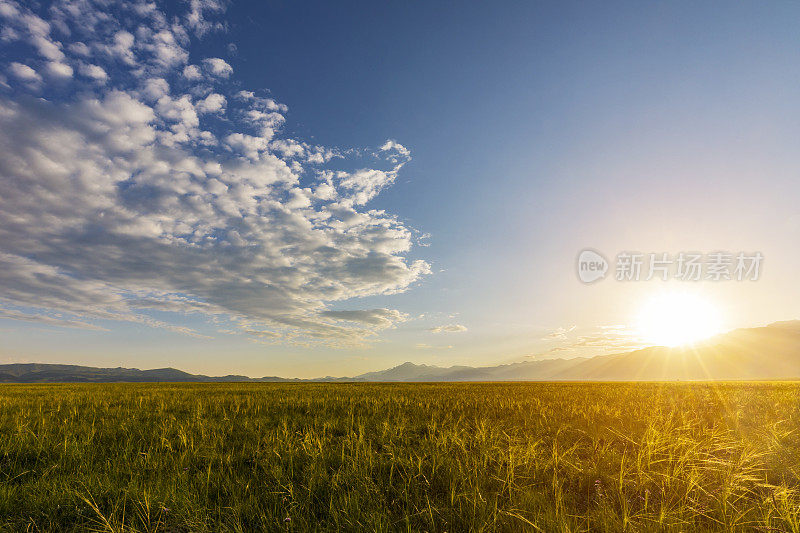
[3,321,800,383]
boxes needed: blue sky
[1,1,799,377]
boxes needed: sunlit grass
[1,382,800,531]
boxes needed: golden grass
[0,382,799,531]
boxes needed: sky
[1,0,799,378]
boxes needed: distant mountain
[352,357,591,382]
[355,321,800,382]
[0,363,301,383]
[3,321,800,383]
[559,320,800,381]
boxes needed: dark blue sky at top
[199,2,796,211]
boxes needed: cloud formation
[541,325,576,340]
[429,324,468,334]
[0,0,429,345]
[532,324,646,359]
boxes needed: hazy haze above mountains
[3,321,799,383]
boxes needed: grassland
[1,382,800,531]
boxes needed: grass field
[1,383,800,532]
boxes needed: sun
[635,291,723,347]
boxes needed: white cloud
[154,93,200,143]
[141,78,169,101]
[79,63,108,82]
[141,78,169,102]
[429,324,468,334]
[0,7,67,63]
[0,308,108,331]
[0,2,20,18]
[338,169,395,206]
[147,30,188,69]
[68,42,91,56]
[270,139,305,158]
[202,57,233,78]
[183,64,202,80]
[196,93,226,114]
[106,30,135,65]
[185,0,225,36]
[45,61,73,78]
[531,325,647,359]
[224,132,270,159]
[236,90,288,112]
[0,0,429,345]
[542,325,576,340]
[381,139,411,159]
[415,343,453,350]
[30,34,65,62]
[8,62,40,82]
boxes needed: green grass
[1,382,800,531]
